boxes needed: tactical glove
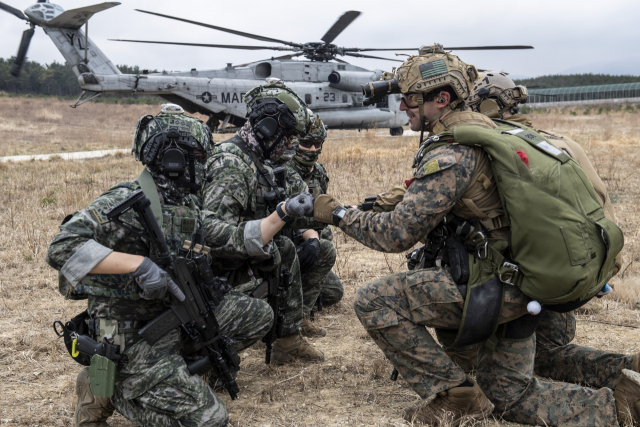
[297,238,320,273]
[314,194,344,225]
[133,257,186,302]
[284,192,314,218]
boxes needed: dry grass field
[0,97,638,426]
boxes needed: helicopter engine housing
[328,70,383,92]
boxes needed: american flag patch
[419,60,447,79]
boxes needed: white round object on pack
[527,300,542,315]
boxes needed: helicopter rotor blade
[344,52,402,62]
[321,11,360,44]
[110,39,295,51]
[0,1,28,20]
[235,52,304,67]
[352,45,534,51]
[333,57,351,64]
[11,25,35,77]
[135,9,303,48]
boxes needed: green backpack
[437,120,624,305]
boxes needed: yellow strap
[72,338,79,358]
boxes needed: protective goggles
[298,139,323,149]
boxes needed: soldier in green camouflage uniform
[270,115,343,311]
[313,50,638,425]
[201,80,328,362]
[47,104,273,427]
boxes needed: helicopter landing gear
[390,127,404,136]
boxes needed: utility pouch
[452,276,504,347]
[52,311,92,366]
[89,354,116,398]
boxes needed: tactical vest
[423,119,624,305]
[209,138,283,222]
[61,172,200,303]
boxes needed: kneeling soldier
[47,104,273,427]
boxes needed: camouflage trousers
[106,292,272,426]
[439,310,636,389]
[319,270,344,307]
[353,267,619,426]
[300,238,339,313]
[226,236,304,337]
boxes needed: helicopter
[1,1,533,135]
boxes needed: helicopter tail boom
[39,3,121,80]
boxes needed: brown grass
[0,98,638,426]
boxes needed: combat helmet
[244,78,311,159]
[363,44,478,138]
[299,113,327,144]
[466,71,528,118]
[132,103,212,192]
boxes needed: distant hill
[514,74,640,89]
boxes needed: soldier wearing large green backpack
[312,46,639,426]
[438,71,640,392]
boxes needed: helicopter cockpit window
[305,94,312,104]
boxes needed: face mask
[295,147,320,165]
[238,121,292,162]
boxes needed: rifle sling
[136,168,163,226]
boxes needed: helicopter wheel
[390,127,404,136]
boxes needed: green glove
[314,194,342,225]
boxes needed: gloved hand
[314,194,342,224]
[297,238,320,273]
[133,257,186,302]
[284,192,314,219]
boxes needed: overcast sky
[1,0,639,78]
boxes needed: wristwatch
[276,202,293,223]
[332,206,348,226]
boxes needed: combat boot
[301,316,326,338]
[74,367,115,427]
[402,376,494,426]
[614,369,640,425]
[272,333,325,364]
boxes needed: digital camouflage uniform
[47,180,273,427]
[441,114,638,389]
[201,133,334,330]
[277,149,343,308]
[346,110,619,426]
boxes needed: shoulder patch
[87,207,109,225]
[423,159,441,175]
[233,187,248,208]
[415,154,457,179]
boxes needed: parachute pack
[431,120,624,305]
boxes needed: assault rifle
[105,190,240,399]
[250,164,290,364]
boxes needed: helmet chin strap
[416,92,460,144]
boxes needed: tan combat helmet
[395,43,479,128]
[466,71,528,118]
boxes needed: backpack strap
[136,168,163,226]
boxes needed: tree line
[514,74,640,89]
[0,57,159,103]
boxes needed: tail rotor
[0,1,34,77]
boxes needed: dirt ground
[0,97,639,426]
